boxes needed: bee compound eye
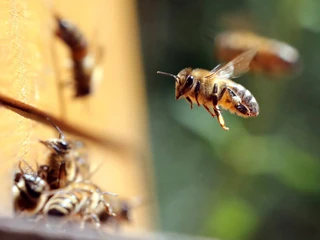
[185,75,194,88]
[58,141,70,151]
[187,75,193,83]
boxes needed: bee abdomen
[73,60,91,97]
[44,192,82,217]
[231,84,259,116]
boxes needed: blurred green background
[137,0,320,240]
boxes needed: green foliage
[203,198,259,240]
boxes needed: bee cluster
[11,13,139,235]
[12,118,138,233]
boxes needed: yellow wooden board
[0,0,156,233]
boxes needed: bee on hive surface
[54,14,102,97]
[42,181,116,230]
[38,118,90,190]
[214,30,300,77]
[157,49,259,130]
[12,160,49,216]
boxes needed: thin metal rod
[0,92,134,155]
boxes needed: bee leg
[203,105,216,118]
[29,213,45,225]
[213,106,229,131]
[90,213,101,229]
[212,83,227,105]
[186,97,193,109]
[82,212,101,228]
[83,213,105,236]
[212,84,229,129]
[204,105,229,130]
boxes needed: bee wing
[207,48,257,79]
[57,161,68,188]
[19,159,36,174]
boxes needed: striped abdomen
[218,80,259,118]
[228,82,259,117]
[43,190,89,217]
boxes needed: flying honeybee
[54,14,102,97]
[157,49,259,130]
[38,118,91,190]
[12,160,50,216]
[214,30,300,77]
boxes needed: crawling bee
[215,30,300,77]
[42,181,116,229]
[157,49,259,130]
[54,14,100,97]
[12,160,49,216]
[38,118,90,190]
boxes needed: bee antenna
[46,117,65,140]
[18,160,25,173]
[157,71,180,83]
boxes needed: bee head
[55,15,72,40]
[41,118,72,154]
[157,67,193,100]
[175,68,194,99]
[39,139,71,155]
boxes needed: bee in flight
[214,30,300,77]
[157,49,259,130]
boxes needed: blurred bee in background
[12,160,49,216]
[157,49,259,130]
[104,197,144,231]
[54,14,102,97]
[214,30,300,77]
[38,118,91,190]
[42,181,116,230]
